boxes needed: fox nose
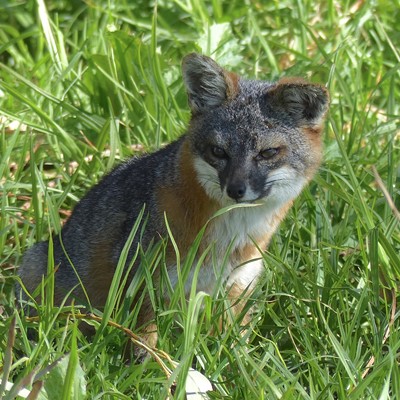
[227,182,246,200]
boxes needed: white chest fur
[204,204,281,290]
[208,203,280,254]
[167,203,283,297]
[169,156,306,296]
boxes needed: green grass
[1,0,399,398]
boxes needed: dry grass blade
[26,381,44,400]
[372,165,400,222]
[26,312,175,377]
[3,366,41,400]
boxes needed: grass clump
[1,0,399,399]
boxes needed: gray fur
[19,54,329,317]
[267,81,329,126]
[19,140,185,307]
[182,53,229,112]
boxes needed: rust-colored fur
[19,54,329,357]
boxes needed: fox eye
[211,146,227,159]
[264,120,274,129]
[256,148,279,161]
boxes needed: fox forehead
[190,93,298,150]
[191,77,305,129]
[207,78,275,122]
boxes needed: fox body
[19,53,329,344]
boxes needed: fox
[19,53,329,350]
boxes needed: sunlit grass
[1,0,399,398]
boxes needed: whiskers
[265,169,306,201]
[194,168,226,204]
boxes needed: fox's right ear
[182,53,239,114]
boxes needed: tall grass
[0,0,399,398]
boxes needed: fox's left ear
[267,78,329,128]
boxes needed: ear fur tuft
[182,53,239,113]
[268,78,329,127]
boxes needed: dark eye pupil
[259,148,279,160]
[211,146,226,158]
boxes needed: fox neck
[156,139,219,256]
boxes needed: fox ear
[182,53,239,113]
[267,78,329,128]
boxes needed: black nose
[227,182,246,200]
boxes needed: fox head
[182,53,329,208]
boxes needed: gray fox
[19,53,329,347]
